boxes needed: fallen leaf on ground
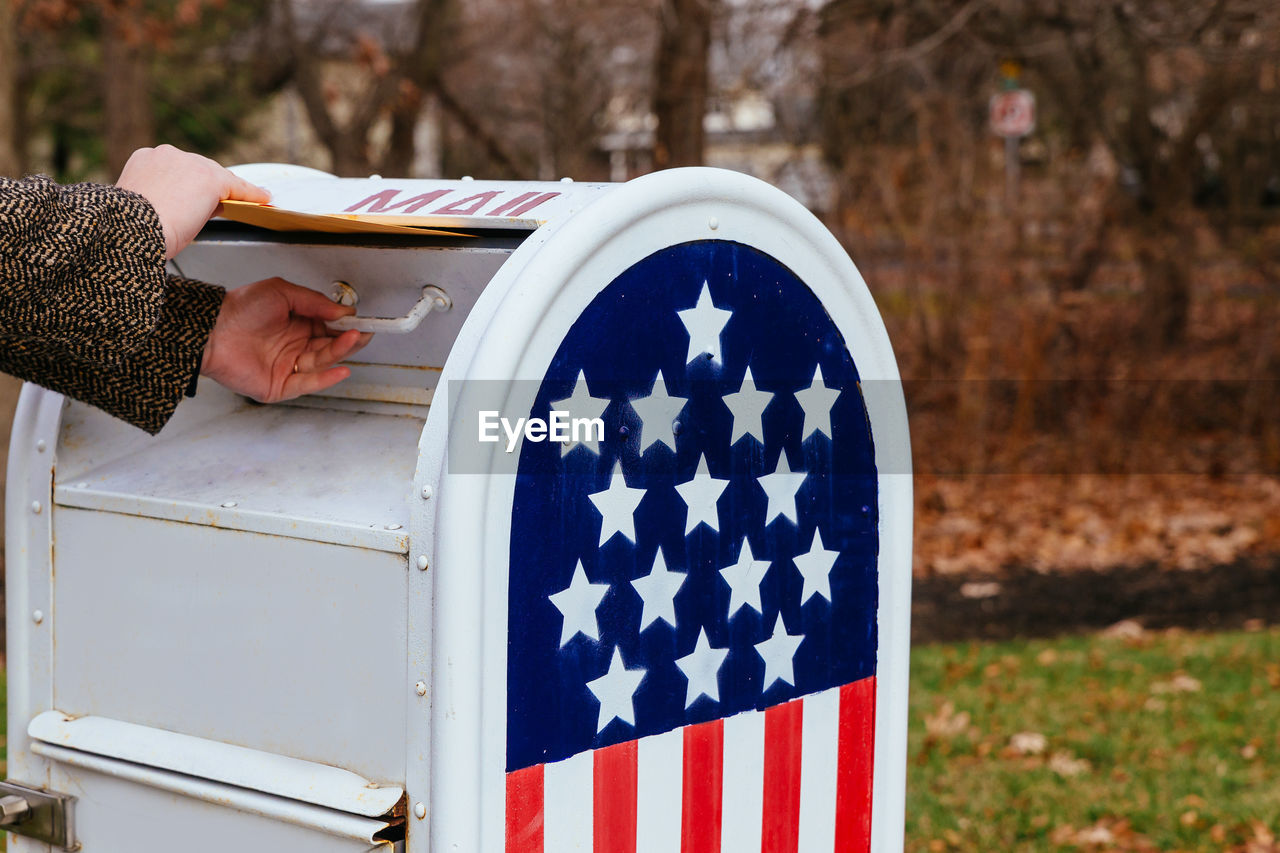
[1102,619,1146,639]
[959,581,1001,599]
[1048,751,1092,777]
[924,701,971,738]
[1151,673,1202,694]
[1008,731,1048,755]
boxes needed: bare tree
[102,8,156,175]
[1001,1,1278,347]
[0,0,19,176]
[653,0,714,168]
[278,0,552,178]
[819,0,1280,349]
[443,0,643,181]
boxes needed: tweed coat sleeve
[0,175,225,434]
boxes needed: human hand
[201,278,373,402]
[116,144,270,260]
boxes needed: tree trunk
[652,0,712,169]
[102,17,155,177]
[328,138,375,178]
[1135,216,1192,349]
[0,0,21,176]
[382,84,424,178]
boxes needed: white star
[754,615,804,692]
[548,560,610,646]
[723,366,774,445]
[550,370,610,456]
[792,529,840,604]
[629,370,687,453]
[588,461,646,545]
[676,282,732,365]
[674,454,729,534]
[675,628,729,708]
[793,365,841,441]
[720,538,770,619]
[586,647,646,732]
[630,549,687,632]
[757,451,807,526]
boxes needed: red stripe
[835,677,877,852]
[505,764,544,853]
[503,191,562,217]
[761,698,804,853]
[594,740,638,853]
[681,718,724,853]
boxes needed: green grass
[907,627,1280,852]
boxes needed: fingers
[335,330,374,361]
[222,172,271,205]
[180,148,269,205]
[276,278,359,322]
[283,365,353,400]
[293,329,370,374]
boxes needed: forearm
[0,175,172,359]
[0,276,224,435]
[0,176,225,433]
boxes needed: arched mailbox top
[413,167,911,853]
[226,164,616,231]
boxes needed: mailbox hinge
[0,779,76,849]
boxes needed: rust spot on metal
[343,361,444,373]
[385,791,408,820]
[371,791,409,844]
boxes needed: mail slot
[5,166,912,852]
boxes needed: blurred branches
[820,0,1280,355]
[0,0,1275,482]
[0,0,18,176]
[273,0,462,176]
[14,0,276,178]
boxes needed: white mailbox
[4,167,911,852]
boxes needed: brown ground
[911,553,1280,643]
[911,473,1280,642]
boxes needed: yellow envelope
[219,200,470,237]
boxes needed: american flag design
[506,241,879,852]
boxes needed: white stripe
[797,687,841,852]
[721,708,765,852]
[544,750,594,851]
[636,727,684,853]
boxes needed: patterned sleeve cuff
[0,276,224,434]
[109,276,226,433]
[0,176,169,361]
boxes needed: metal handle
[0,795,29,825]
[0,781,75,849]
[327,284,452,334]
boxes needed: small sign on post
[990,61,1036,210]
[988,89,1036,139]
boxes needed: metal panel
[29,712,403,818]
[54,397,422,553]
[51,509,408,785]
[173,238,513,404]
[5,386,64,792]
[38,749,395,853]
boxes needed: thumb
[280,281,357,321]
